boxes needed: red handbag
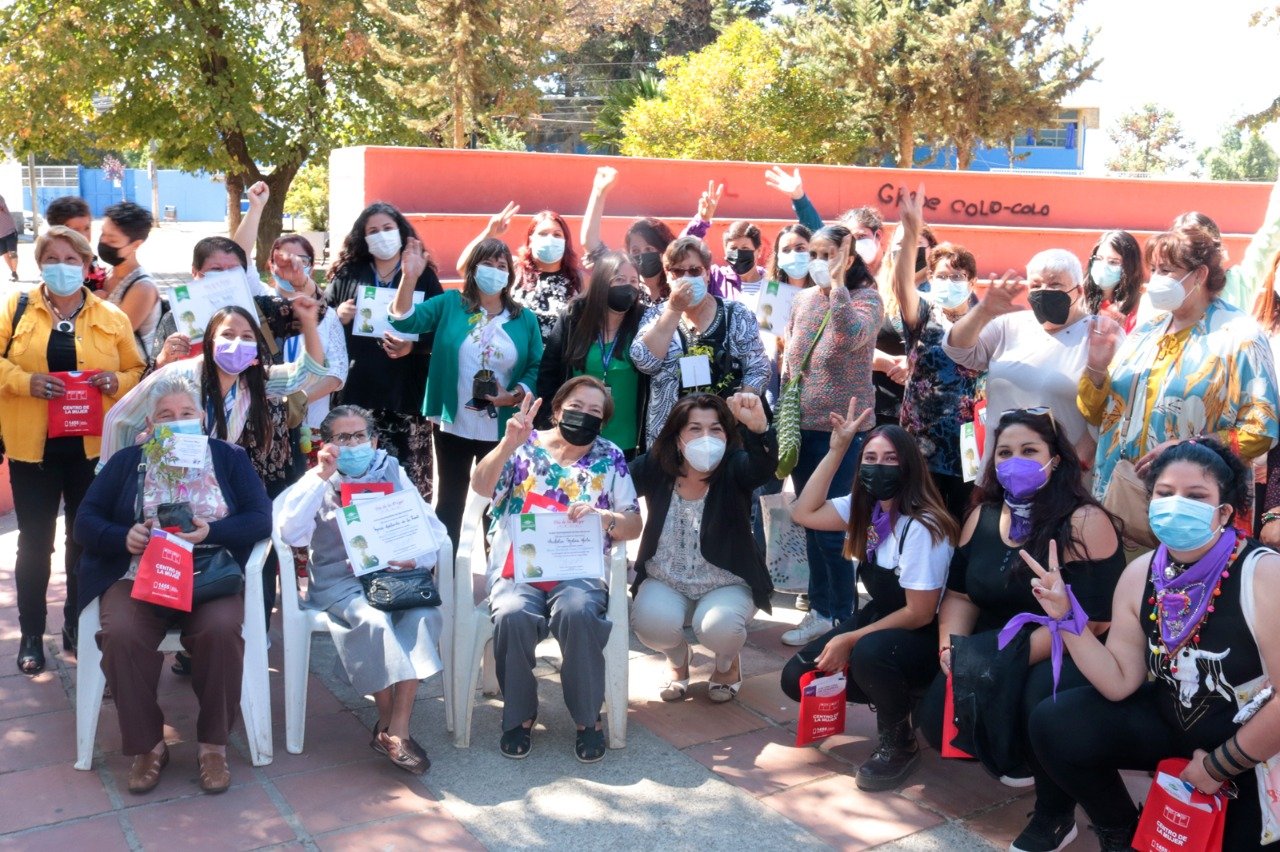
[131,528,195,612]
[795,669,847,747]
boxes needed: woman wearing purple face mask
[913,409,1124,852]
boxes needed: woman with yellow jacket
[0,226,146,674]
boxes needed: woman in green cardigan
[390,237,543,544]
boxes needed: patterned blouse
[897,299,982,478]
[513,269,578,338]
[1079,298,1280,498]
[645,492,747,599]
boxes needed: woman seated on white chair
[629,392,777,703]
[73,375,271,796]
[277,404,447,776]
[471,376,642,762]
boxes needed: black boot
[855,717,920,791]
[1089,820,1138,851]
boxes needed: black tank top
[1140,540,1265,743]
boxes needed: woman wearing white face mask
[325,202,444,502]
[1083,230,1144,333]
[631,236,771,450]
[0,226,146,673]
[1080,226,1279,510]
[630,392,777,703]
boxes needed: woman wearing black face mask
[536,253,649,456]
[581,166,677,303]
[783,404,958,792]
[98,202,160,363]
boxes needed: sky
[1071,0,1280,173]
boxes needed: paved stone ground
[0,505,1142,851]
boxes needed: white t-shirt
[829,497,952,591]
[438,313,519,441]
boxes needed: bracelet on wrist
[1230,732,1263,767]
[1262,511,1280,526]
[1205,748,1235,782]
[938,645,952,658]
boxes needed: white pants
[631,580,755,673]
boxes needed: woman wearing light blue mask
[1022,437,1280,851]
[455,205,584,340]
[1,225,146,674]
[278,404,448,776]
[631,236,771,451]
[1082,230,1144,333]
[889,189,982,521]
[389,237,543,545]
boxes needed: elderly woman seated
[277,404,447,775]
[74,375,271,795]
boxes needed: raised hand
[979,270,1028,317]
[592,166,619,196]
[402,236,427,286]
[1019,541,1069,620]
[727,391,767,433]
[487,201,520,238]
[247,181,269,210]
[764,166,804,200]
[1086,314,1123,373]
[697,180,724,221]
[897,182,926,232]
[291,294,321,326]
[827,395,873,453]
[502,393,542,447]
[316,442,339,480]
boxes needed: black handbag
[359,568,442,611]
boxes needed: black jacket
[629,426,778,612]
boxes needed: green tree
[787,0,1097,168]
[619,19,864,163]
[584,73,663,154]
[0,0,407,268]
[1106,104,1190,174]
[1198,126,1280,182]
[1242,6,1280,130]
[284,162,329,231]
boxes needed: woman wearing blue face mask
[389,237,543,546]
[1082,230,1144,333]
[75,375,271,795]
[890,191,982,521]
[914,409,1124,852]
[277,404,448,776]
[457,205,584,339]
[631,236,771,451]
[1024,438,1280,851]
[0,226,147,673]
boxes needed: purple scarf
[867,503,894,563]
[1150,529,1237,653]
[1005,495,1034,545]
[998,584,1089,698]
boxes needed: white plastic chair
[272,487,454,754]
[75,540,273,770]
[452,488,629,749]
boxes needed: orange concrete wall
[330,147,1270,281]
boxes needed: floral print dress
[513,270,577,338]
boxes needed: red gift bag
[1131,758,1227,852]
[795,669,847,747]
[131,529,195,612]
[47,370,103,438]
[942,674,974,759]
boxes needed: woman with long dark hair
[1252,250,1280,546]
[915,409,1125,852]
[1082,230,1144,331]
[536,252,647,454]
[782,406,958,791]
[326,201,443,499]
[581,166,678,303]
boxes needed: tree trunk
[452,38,466,149]
[896,118,915,168]
[253,166,301,274]
[956,143,972,170]
[226,172,246,235]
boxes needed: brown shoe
[128,746,169,794]
[197,751,231,794]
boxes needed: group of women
[3,166,1280,851]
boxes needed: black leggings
[1030,683,1264,850]
[432,427,498,548]
[780,609,938,724]
[916,642,1090,816]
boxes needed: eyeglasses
[933,273,970,283]
[330,431,370,445]
[668,266,705,278]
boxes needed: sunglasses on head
[999,406,1057,434]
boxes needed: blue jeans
[791,428,863,622]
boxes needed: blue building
[914,107,1099,173]
[21,165,229,221]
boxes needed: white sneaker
[781,611,835,646]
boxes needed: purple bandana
[1150,528,1236,653]
[998,583,1089,698]
[867,503,894,563]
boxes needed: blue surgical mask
[41,263,84,297]
[685,275,708,306]
[475,264,509,295]
[531,236,565,264]
[272,273,295,293]
[1091,260,1122,291]
[930,278,971,310]
[778,251,811,280]
[1149,495,1221,552]
[337,442,376,476]
[165,418,204,436]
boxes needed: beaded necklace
[1147,532,1243,674]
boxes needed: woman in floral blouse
[471,376,642,763]
[456,203,585,339]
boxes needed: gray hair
[148,374,200,416]
[1026,248,1083,286]
[320,404,376,442]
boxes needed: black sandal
[171,651,192,676]
[575,723,606,764]
[500,718,535,759]
[17,635,45,675]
